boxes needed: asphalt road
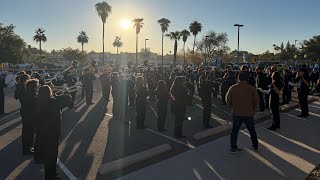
[0,80,315,180]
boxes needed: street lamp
[205,35,210,66]
[295,40,298,47]
[145,38,149,62]
[234,24,244,63]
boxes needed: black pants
[44,144,58,180]
[129,93,135,106]
[22,122,35,154]
[202,99,211,128]
[271,106,280,128]
[85,87,93,104]
[69,91,77,108]
[0,90,4,114]
[136,100,146,128]
[265,94,270,108]
[174,109,185,137]
[282,88,290,104]
[258,91,265,111]
[299,93,309,115]
[157,102,167,130]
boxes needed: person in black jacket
[155,80,169,131]
[63,71,78,109]
[259,72,283,131]
[36,86,71,180]
[100,68,111,109]
[128,76,136,106]
[0,73,6,115]
[135,76,149,129]
[296,68,310,117]
[111,72,120,118]
[21,79,39,155]
[199,74,215,129]
[83,68,96,105]
[119,74,129,120]
[170,76,189,138]
[256,66,268,112]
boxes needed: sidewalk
[118,102,320,180]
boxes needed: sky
[1,0,320,55]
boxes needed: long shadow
[0,119,21,136]
[59,98,105,179]
[0,113,20,126]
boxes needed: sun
[120,19,130,30]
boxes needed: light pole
[205,35,209,66]
[234,24,244,63]
[295,40,298,47]
[145,38,149,62]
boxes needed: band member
[128,76,136,106]
[170,76,189,138]
[83,68,95,105]
[199,74,214,129]
[282,69,293,105]
[259,72,283,131]
[111,72,120,117]
[21,79,39,155]
[100,68,111,108]
[296,68,310,117]
[63,61,79,109]
[155,80,169,131]
[186,69,195,105]
[135,76,149,129]
[15,72,29,103]
[221,70,236,104]
[36,86,71,180]
[265,68,272,109]
[256,66,268,112]
[0,73,6,115]
[119,74,128,120]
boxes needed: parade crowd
[0,60,318,179]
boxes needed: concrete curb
[98,144,172,175]
[193,124,232,140]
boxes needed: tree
[180,29,190,65]
[0,23,27,64]
[62,47,87,63]
[133,18,144,65]
[77,31,89,52]
[140,48,151,61]
[157,18,170,67]
[95,1,112,65]
[113,36,123,61]
[189,21,202,58]
[196,31,229,64]
[301,35,320,61]
[33,28,47,56]
[166,31,181,67]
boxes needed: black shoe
[267,126,277,131]
[231,148,243,154]
[87,102,94,105]
[203,125,213,129]
[158,129,168,132]
[297,114,308,117]
[252,146,259,152]
[175,135,186,138]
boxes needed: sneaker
[231,148,243,154]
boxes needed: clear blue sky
[1,0,320,54]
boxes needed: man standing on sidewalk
[226,71,259,153]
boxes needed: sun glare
[120,19,130,30]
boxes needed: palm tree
[166,31,181,67]
[189,21,202,57]
[95,2,112,65]
[132,18,144,65]
[180,29,190,65]
[77,31,89,52]
[157,18,171,67]
[33,28,47,56]
[113,36,123,61]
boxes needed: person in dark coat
[119,74,129,120]
[0,73,6,115]
[282,69,293,105]
[100,68,111,108]
[128,76,136,106]
[259,72,283,131]
[83,69,96,105]
[155,80,169,131]
[111,72,120,117]
[296,68,310,117]
[135,76,149,129]
[170,76,189,138]
[256,66,268,112]
[36,86,71,180]
[199,74,215,129]
[63,71,77,109]
[21,79,39,155]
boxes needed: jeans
[231,116,258,149]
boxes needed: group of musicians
[0,60,317,179]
